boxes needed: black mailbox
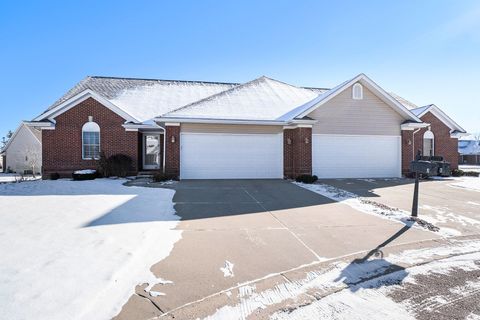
[410,160,438,176]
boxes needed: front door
[143,134,161,170]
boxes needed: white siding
[4,125,42,174]
[308,85,404,136]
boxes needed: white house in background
[0,122,42,174]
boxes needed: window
[352,83,363,100]
[423,130,434,157]
[82,121,100,160]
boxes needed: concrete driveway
[116,179,438,319]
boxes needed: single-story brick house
[23,73,466,179]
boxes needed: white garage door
[180,133,283,179]
[312,134,401,178]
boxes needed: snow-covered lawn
[0,179,181,320]
[0,173,40,183]
[449,176,480,192]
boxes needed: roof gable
[411,104,466,133]
[279,74,421,123]
[1,122,41,154]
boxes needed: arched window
[82,121,100,160]
[423,130,434,157]
[352,83,363,100]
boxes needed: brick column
[283,127,312,178]
[401,130,414,174]
[165,124,180,177]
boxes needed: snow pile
[0,179,182,320]
[293,182,457,236]
[74,169,96,174]
[220,260,235,278]
[0,173,41,183]
[449,177,480,192]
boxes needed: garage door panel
[313,135,401,178]
[180,133,283,179]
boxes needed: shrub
[152,171,178,182]
[451,169,463,177]
[97,154,133,177]
[295,174,318,184]
[72,170,97,181]
[50,172,60,180]
[464,171,480,177]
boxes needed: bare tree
[25,147,41,179]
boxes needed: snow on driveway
[294,182,459,237]
[202,239,480,320]
[0,179,182,320]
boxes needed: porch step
[136,171,156,178]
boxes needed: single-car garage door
[180,133,283,179]
[312,134,401,178]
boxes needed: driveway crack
[241,187,323,261]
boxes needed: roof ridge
[88,75,241,86]
[160,76,271,117]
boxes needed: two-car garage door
[180,133,283,179]
[312,134,401,178]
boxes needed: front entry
[143,134,161,170]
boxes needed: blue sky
[1,0,479,137]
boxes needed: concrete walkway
[116,179,439,319]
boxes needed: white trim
[142,133,162,170]
[296,74,422,122]
[180,132,282,137]
[423,130,435,157]
[160,118,287,126]
[312,133,402,138]
[401,122,429,130]
[81,121,101,160]
[414,104,466,133]
[33,89,138,123]
[352,83,363,100]
[164,122,181,126]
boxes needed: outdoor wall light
[304,138,309,144]
[287,138,292,145]
[408,139,412,145]
[171,136,176,143]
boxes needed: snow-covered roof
[389,92,419,110]
[37,77,238,122]
[161,76,322,121]
[409,105,431,116]
[410,104,466,133]
[459,139,480,155]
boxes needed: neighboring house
[26,73,465,179]
[0,122,42,174]
[458,135,480,165]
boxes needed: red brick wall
[401,130,414,174]
[284,127,312,178]
[164,125,180,177]
[415,112,459,169]
[42,97,140,178]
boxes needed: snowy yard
[0,173,40,183]
[0,179,181,320]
